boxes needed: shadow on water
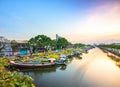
[21,64,67,75]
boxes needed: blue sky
[0,0,120,43]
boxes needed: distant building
[56,34,62,41]
[0,36,12,56]
[13,40,29,56]
[0,36,29,56]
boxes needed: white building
[0,36,12,56]
[56,34,62,41]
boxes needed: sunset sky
[0,0,120,44]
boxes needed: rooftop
[15,40,28,43]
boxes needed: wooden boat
[10,61,55,69]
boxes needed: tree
[28,35,52,53]
[11,40,18,55]
[35,35,52,48]
[28,37,37,53]
[28,34,70,52]
[74,43,85,48]
[50,40,57,50]
[11,40,18,48]
[56,37,69,49]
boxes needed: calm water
[22,48,120,87]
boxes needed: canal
[22,48,120,87]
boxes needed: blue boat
[55,60,66,65]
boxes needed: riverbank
[98,46,120,67]
[0,45,94,87]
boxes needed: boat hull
[10,61,55,69]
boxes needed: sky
[0,0,120,44]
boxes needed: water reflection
[59,65,67,70]
[22,65,67,75]
[22,48,120,87]
[79,48,120,87]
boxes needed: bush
[47,54,59,60]
[0,58,35,87]
[0,70,34,87]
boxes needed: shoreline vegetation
[98,44,120,67]
[0,34,93,87]
[0,58,35,87]
[0,47,92,87]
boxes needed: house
[12,40,29,56]
[0,36,12,56]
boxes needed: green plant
[0,70,34,87]
[0,58,35,87]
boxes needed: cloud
[66,2,120,43]
[80,3,120,34]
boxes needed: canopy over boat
[48,58,56,61]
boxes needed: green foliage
[0,58,35,87]
[56,37,69,49]
[28,35,52,53]
[29,35,52,47]
[99,44,120,49]
[11,40,18,48]
[28,34,70,53]
[74,43,85,48]
[35,35,51,47]
[0,58,10,67]
[0,70,34,87]
[39,58,48,62]
[50,40,57,49]
[33,57,41,62]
